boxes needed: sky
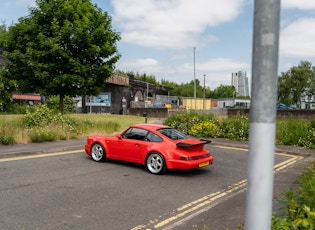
[1,0,315,90]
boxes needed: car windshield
[157,128,188,140]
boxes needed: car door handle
[135,143,140,147]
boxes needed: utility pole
[193,47,196,110]
[245,0,280,229]
[203,74,206,110]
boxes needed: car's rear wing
[176,139,211,148]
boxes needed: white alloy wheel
[91,143,106,162]
[146,153,166,174]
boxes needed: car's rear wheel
[91,143,106,162]
[146,152,166,174]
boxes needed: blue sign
[86,93,111,106]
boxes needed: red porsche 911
[85,123,214,174]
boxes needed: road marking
[0,150,82,162]
[132,151,304,230]
[211,145,248,151]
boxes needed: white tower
[231,70,249,97]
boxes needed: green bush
[189,121,220,138]
[276,120,309,147]
[218,114,249,140]
[164,111,219,135]
[3,104,36,114]
[22,105,81,142]
[0,126,15,145]
[272,161,315,230]
[23,104,58,127]
[46,95,76,114]
[165,111,248,140]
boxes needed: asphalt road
[1,143,313,230]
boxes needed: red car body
[85,123,214,174]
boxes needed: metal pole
[193,47,196,110]
[203,74,206,110]
[245,0,280,229]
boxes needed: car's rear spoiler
[176,139,211,148]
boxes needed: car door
[112,128,149,163]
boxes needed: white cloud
[282,0,315,10]
[117,58,163,74]
[280,18,315,58]
[112,0,244,49]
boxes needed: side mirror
[116,134,122,139]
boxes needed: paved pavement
[0,128,314,230]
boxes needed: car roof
[130,123,171,132]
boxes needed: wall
[226,108,315,119]
[129,108,168,118]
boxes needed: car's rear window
[157,128,188,140]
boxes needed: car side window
[144,132,163,142]
[123,128,148,140]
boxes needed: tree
[278,61,315,108]
[210,85,236,99]
[0,23,16,112]
[0,0,120,113]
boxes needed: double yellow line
[132,149,303,230]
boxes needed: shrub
[46,95,76,114]
[0,126,15,145]
[23,104,58,127]
[189,121,220,138]
[164,111,218,135]
[276,120,309,147]
[218,114,249,140]
[272,161,315,230]
[22,105,81,142]
[4,104,35,114]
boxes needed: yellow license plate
[199,161,209,167]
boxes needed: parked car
[277,102,294,109]
[84,123,214,174]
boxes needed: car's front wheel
[91,143,106,162]
[146,152,166,174]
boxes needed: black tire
[90,143,106,162]
[146,152,167,174]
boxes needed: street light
[204,74,206,110]
[193,47,196,110]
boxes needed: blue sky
[1,0,315,90]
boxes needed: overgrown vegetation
[2,108,315,150]
[0,105,147,144]
[164,111,249,140]
[272,161,315,230]
[164,111,315,149]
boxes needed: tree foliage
[210,84,236,99]
[0,24,16,112]
[169,79,211,98]
[278,61,315,107]
[46,95,76,114]
[0,0,120,113]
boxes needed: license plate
[199,161,209,167]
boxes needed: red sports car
[84,123,214,174]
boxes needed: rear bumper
[167,156,214,170]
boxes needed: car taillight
[180,153,210,161]
[179,156,192,161]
